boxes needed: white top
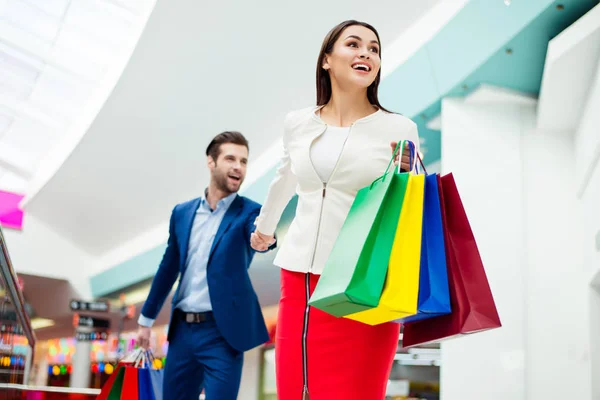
[255,106,420,275]
[309,125,350,182]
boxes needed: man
[137,131,274,400]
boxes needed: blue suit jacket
[141,195,272,352]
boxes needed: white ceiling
[21,0,443,256]
[0,0,155,193]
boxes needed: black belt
[175,309,214,323]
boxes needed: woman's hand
[251,230,276,252]
[390,141,412,172]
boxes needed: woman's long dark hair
[316,20,390,112]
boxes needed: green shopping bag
[308,140,414,317]
[106,366,126,399]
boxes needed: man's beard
[213,169,241,194]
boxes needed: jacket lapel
[209,195,243,263]
[180,198,201,270]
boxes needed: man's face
[208,143,248,194]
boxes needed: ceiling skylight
[0,0,156,193]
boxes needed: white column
[23,345,33,385]
[70,328,92,388]
[574,57,600,400]
[439,84,594,399]
[439,89,533,400]
[590,285,600,400]
[521,132,590,399]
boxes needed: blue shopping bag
[138,367,156,400]
[396,173,451,323]
[149,368,164,400]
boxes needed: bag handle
[372,140,415,190]
[397,141,427,176]
[134,351,148,368]
[415,152,427,175]
[384,140,412,177]
[121,348,143,364]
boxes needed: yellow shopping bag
[345,173,425,325]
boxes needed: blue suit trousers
[163,317,243,400]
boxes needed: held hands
[390,141,413,172]
[251,230,276,252]
[136,325,151,350]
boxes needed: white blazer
[255,106,420,275]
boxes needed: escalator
[0,226,99,399]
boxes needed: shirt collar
[199,189,237,212]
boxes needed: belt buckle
[186,313,195,323]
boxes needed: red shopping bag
[97,363,127,400]
[402,173,501,347]
[120,366,140,399]
[98,350,142,399]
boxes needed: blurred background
[0,0,599,398]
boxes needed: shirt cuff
[138,314,155,327]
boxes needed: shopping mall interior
[0,0,599,399]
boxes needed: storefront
[32,325,169,389]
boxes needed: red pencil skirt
[275,268,400,400]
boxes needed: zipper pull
[322,183,326,197]
[303,386,310,400]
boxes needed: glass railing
[0,225,35,385]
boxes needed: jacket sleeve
[255,113,299,236]
[140,206,180,320]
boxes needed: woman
[251,20,420,399]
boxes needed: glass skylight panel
[1,0,62,43]
[0,45,41,83]
[0,113,12,137]
[0,50,39,100]
[105,0,148,16]
[66,0,133,40]
[0,0,157,193]
[53,25,110,79]
[0,141,34,177]
[30,66,91,112]
[25,0,70,19]
[0,170,27,193]
[2,118,56,151]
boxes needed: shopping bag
[308,141,414,317]
[146,351,164,400]
[106,366,126,400]
[120,366,140,399]
[97,363,124,399]
[138,368,157,400]
[345,172,426,325]
[149,368,165,400]
[402,173,502,347]
[99,350,143,400]
[395,173,451,323]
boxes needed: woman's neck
[320,82,377,127]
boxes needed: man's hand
[136,325,151,350]
[251,230,275,252]
[390,141,412,172]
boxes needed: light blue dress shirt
[138,192,237,327]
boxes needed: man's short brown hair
[205,131,249,161]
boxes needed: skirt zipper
[302,272,311,399]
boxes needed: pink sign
[0,190,24,230]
